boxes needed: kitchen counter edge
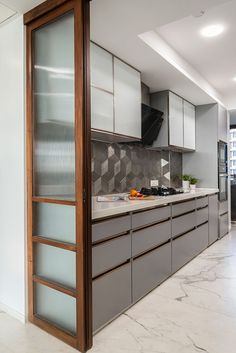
[92,188,219,220]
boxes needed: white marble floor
[1,228,236,353]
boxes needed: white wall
[0,15,25,322]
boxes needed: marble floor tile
[1,228,236,353]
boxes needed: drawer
[132,220,171,257]
[132,243,171,302]
[219,213,228,238]
[172,223,208,273]
[92,234,131,277]
[93,263,132,332]
[196,207,208,226]
[196,196,208,209]
[132,205,170,229]
[172,199,195,217]
[219,200,228,216]
[92,215,131,243]
[172,211,196,238]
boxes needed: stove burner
[140,187,184,196]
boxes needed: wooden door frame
[24,1,92,352]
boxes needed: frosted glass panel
[33,202,76,243]
[91,87,114,132]
[35,283,76,335]
[35,244,76,288]
[33,12,75,198]
[90,42,113,92]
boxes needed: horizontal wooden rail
[33,275,77,298]
[33,236,77,251]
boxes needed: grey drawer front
[196,196,208,209]
[172,223,208,273]
[93,263,132,332]
[172,211,196,237]
[133,243,171,302]
[196,207,208,226]
[92,215,131,243]
[92,234,131,277]
[219,213,228,238]
[172,199,196,217]
[132,220,171,257]
[132,206,170,229]
[219,200,228,216]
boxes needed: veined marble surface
[92,188,218,220]
[0,228,235,353]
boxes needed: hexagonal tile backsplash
[92,141,182,195]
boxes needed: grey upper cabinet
[169,92,184,148]
[184,100,195,150]
[218,104,228,143]
[114,58,141,139]
[91,42,141,141]
[150,91,195,151]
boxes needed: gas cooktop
[140,187,184,197]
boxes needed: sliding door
[25,1,91,351]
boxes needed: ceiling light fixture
[233,77,236,82]
[200,24,224,37]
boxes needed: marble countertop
[92,188,219,220]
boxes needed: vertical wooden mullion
[75,0,92,351]
[82,0,92,349]
[26,23,34,321]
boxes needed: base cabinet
[209,194,219,245]
[93,263,132,332]
[172,223,208,273]
[219,213,229,238]
[92,195,217,332]
[132,243,171,302]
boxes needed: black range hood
[142,103,163,146]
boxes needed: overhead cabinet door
[91,43,114,132]
[184,100,195,150]
[91,42,113,92]
[91,87,114,132]
[169,92,184,148]
[114,58,141,139]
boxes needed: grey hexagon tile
[114,160,121,175]
[101,160,108,176]
[91,141,182,195]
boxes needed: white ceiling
[0,0,43,13]
[157,0,236,109]
[91,0,235,107]
[0,2,16,24]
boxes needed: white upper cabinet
[90,42,141,141]
[218,104,228,143]
[150,90,195,151]
[183,100,195,150]
[91,87,114,132]
[114,58,141,139]
[169,92,184,148]
[90,42,113,93]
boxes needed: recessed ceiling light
[200,24,224,37]
[233,77,236,82]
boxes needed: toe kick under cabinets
[92,193,219,333]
